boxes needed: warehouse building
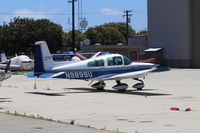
[148,0,200,68]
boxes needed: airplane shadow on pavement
[26,92,66,96]
[0,98,12,103]
[25,88,171,97]
[63,88,171,96]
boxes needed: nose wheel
[133,78,144,90]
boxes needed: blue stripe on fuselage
[25,66,151,79]
[56,66,150,80]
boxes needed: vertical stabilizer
[34,41,55,73]
[0,52,8,63]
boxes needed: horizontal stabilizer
[25,72,67,79]
[25,72,55,78]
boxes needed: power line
[0,13,68,15]
[0,10,146,16]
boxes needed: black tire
[118,89,126,92]
[137,88,142,90]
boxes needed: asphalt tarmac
[0,69,200,133]
[0,113,111,133]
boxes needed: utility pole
[123,10,132,45]
[72,0,75,52]
[68,0,76,52]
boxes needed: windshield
[123,56,132,65]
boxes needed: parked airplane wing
[88,74,116,81]
[100,68,156,81]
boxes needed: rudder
[34,41,55,74]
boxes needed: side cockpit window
[87,60,95,67]
[107,56,123,66]
[96,59,104,66]
[87,59,104,67]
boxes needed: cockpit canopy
[87,55,132,67]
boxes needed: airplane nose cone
[144,63,156,68]
[140,62,159,70]
[131,62,158,69]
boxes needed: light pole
[68,0,76,52]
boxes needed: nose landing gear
[132,78,144,90]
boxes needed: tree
[34,19,63,51]
[137,29,148,35]
[0,17,63,55]
[85,22,136,45]
[103,22,136,39]
[62,30,86,50]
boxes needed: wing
[88,74,116,81]
[100,68,156,81]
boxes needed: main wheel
[137,88,142,90]
[92,81,106,91]
[118,89,126,92]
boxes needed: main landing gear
[91,78,145,92]
[91,81,106,91]
[112,80,128,92]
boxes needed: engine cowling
[112,83,128,91]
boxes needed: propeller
[0,60,12,87]
[5,60,11,73]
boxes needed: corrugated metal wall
[148,0,191,68]
[191,0,200,68]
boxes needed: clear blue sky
[0,0,147,32]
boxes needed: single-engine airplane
[26,41,157,92]
[0,52,33,71]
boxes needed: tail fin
[34,41,55,74]
[0,52,8,63]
